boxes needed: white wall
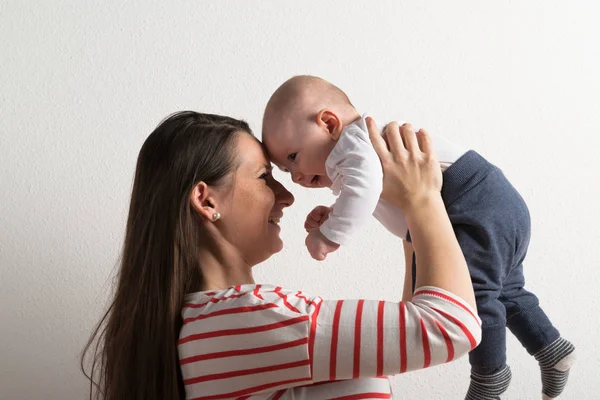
[1,1,598,399]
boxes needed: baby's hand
[304,205,332,232]
[305,229,340,261]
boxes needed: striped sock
[465,365,512,400]
[534,337,576,399]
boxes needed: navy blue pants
[410,151,560,373]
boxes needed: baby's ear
[317,109,343,140]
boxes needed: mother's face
[216,133,295,265]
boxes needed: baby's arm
[319,127,383,246]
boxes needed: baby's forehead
[257,139,285,170]
[261,140,285,167]
[263,121,295,148]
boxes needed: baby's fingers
[310,206,331,222]
[304,219,320,232]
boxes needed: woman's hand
[366,119,442,211]
[367,117,477,311]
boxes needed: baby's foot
[534,337,576,399]
[465,364,512,400]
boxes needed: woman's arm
[402,240,414,302]
[367,119,477,310]
[309,289,480,381]
[311,122,481,381]
[178,285,481,398]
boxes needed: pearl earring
[212,212,221,221]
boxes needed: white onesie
[320,114,468,245]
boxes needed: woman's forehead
[234,134,270,170]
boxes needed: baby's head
[262,75,359,188]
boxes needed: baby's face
[264,120,336,189]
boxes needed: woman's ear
[317,109,343,140]
[189,182,221,222]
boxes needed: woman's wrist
[402,193,445,220]
[402,192,477,310]
[403,194,451,243]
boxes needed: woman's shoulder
[178,284,321,399]
[182,283,322,317]
[184,283,303,301]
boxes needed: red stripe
[295,291,311,305]
[330,300,344,380]
[329,393,392,400]
[399,302,407,373]
[353,300,364,378]
[184,359,310,385]
[413,289,480,326]
[178,315,309,345]
[183,303,278,324]
[188,377,310,400]
[274,288,301,313]
[183,301,209,309]
[180,337,308,365]
[212,293,247,301]
[272,390,286,400]
[376,301,384,377]
[308,377,389,389]
[434,320,455,362]
[253,284,264,300]
[184,292,249,309]
[431,307,478,349]
[420,317,431,368]
[308,299,322,377]
[308,379,344,387]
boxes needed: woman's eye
[260,172,271,180]
[287,153,297,162]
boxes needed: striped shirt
[178,284,481,400]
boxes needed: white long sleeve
[323,115,469,243]
[320,118,383,245]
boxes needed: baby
[262,75,576,400]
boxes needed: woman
[82,111,481,399]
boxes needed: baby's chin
[302,175,332,188]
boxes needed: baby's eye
[287,153,297,162]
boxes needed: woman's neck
[197,241,255,291]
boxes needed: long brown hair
[81,111,252,400]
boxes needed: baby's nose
[292,171,303,183]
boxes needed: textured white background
[1,1,599,399]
